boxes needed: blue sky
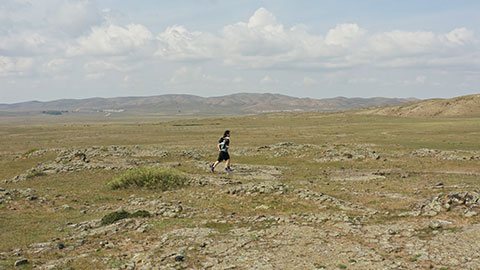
[1,0,479,103]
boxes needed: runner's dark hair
[223,130,230,137]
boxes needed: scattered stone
[465,210,478,217]
[255,205,270,210]
[407,191,480,217]
[226,181,287,195]
[14,259,28,266]
[411,148,480,161]
[174,255,184,262]
[429,221,443,230]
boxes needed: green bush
[26,170,46,179]
[101,210,131,225]
[131,210,151,218]
[100,210,151,225]
[107,167,187,191]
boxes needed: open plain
[1,109,480,270]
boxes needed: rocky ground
[1,143,479,270]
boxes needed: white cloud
[0,56,33,76]
[401,75,427,85]
[45,0,103,36]
[43,58,70,73]
[2,6,478,80]
[325,24,366,48]
[347,77,378,84]
[415,75,426,84]
[154,8,479,71]
[83,59,132,72]
[302,76,317,86]
[368,31,436,57]
[233,76,244,83]
[155,25,219,61]
[222,7,293,57]
[67,23,154,56]
[85,72,104,80]
[443,28,474,45]
[260,75,276,84]
[0,31,54,56]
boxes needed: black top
[219,137,230,152]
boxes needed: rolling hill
[0,93,416,116]
[360,94,480,117]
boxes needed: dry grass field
[1,111,479,269]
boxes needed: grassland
[0,112,479,269]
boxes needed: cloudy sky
[1,0,479,103]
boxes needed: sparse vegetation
[42,110,67,115]
[203,221,235,234]
[130,210,151,218]
[23,148,39,156]
[107,167,187,190]
[26,170,46,179]
[409,254,421,262]
[100,209,151,225]
[1,109,480,269]
[101,210,131,225]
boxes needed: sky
[1,0,479,103]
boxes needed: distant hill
[0,93,417,116]
[360,94,480,117]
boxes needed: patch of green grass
[23,148,40,156]
[100,210,151,225]
[203,221,234,234]
[153,217,196,233]
[25,170,46,179]
[107,167,187,191]
[130,210,151,218]
[416,226,460,240]
[100,210,131,225]
[338,264,347,269]
[409,254,421,262]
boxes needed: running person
[210,130,232,173]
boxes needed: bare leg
[212,160,221,168]
[225,159,230,169]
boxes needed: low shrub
[101,210,131,225]
[131,210,151,218]
[107,167,187,191]
[100,210,151,225]
[26,170,46,179]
